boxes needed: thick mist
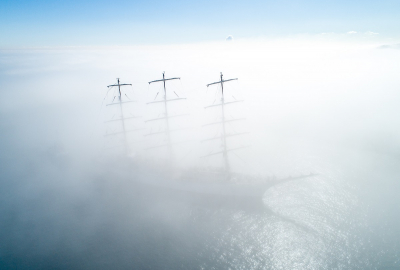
[1,37,400,269]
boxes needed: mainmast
[148,72,183,163]
[205,72,241,176]
[106,78,133,153]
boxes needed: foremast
[106,78,133,154]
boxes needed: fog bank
[1,36,400,269]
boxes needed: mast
[206,73,239,176]
[148,72,182,163]
[107,78,132,154]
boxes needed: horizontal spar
[147,98,186,104]
[145,114,189,122]
[201,145,250,158]
[206,78,238,87]
[204,100,244,109]
[148,77,180,84]
[106,100,136,106]
[107,83,132,88]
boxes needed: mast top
[107,78,132,88]
[148,72,180,85]
[206,72,238,88]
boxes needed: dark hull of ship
[133,161,316,211]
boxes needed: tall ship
[102,73,316,207]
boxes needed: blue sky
[1,0,399,46]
